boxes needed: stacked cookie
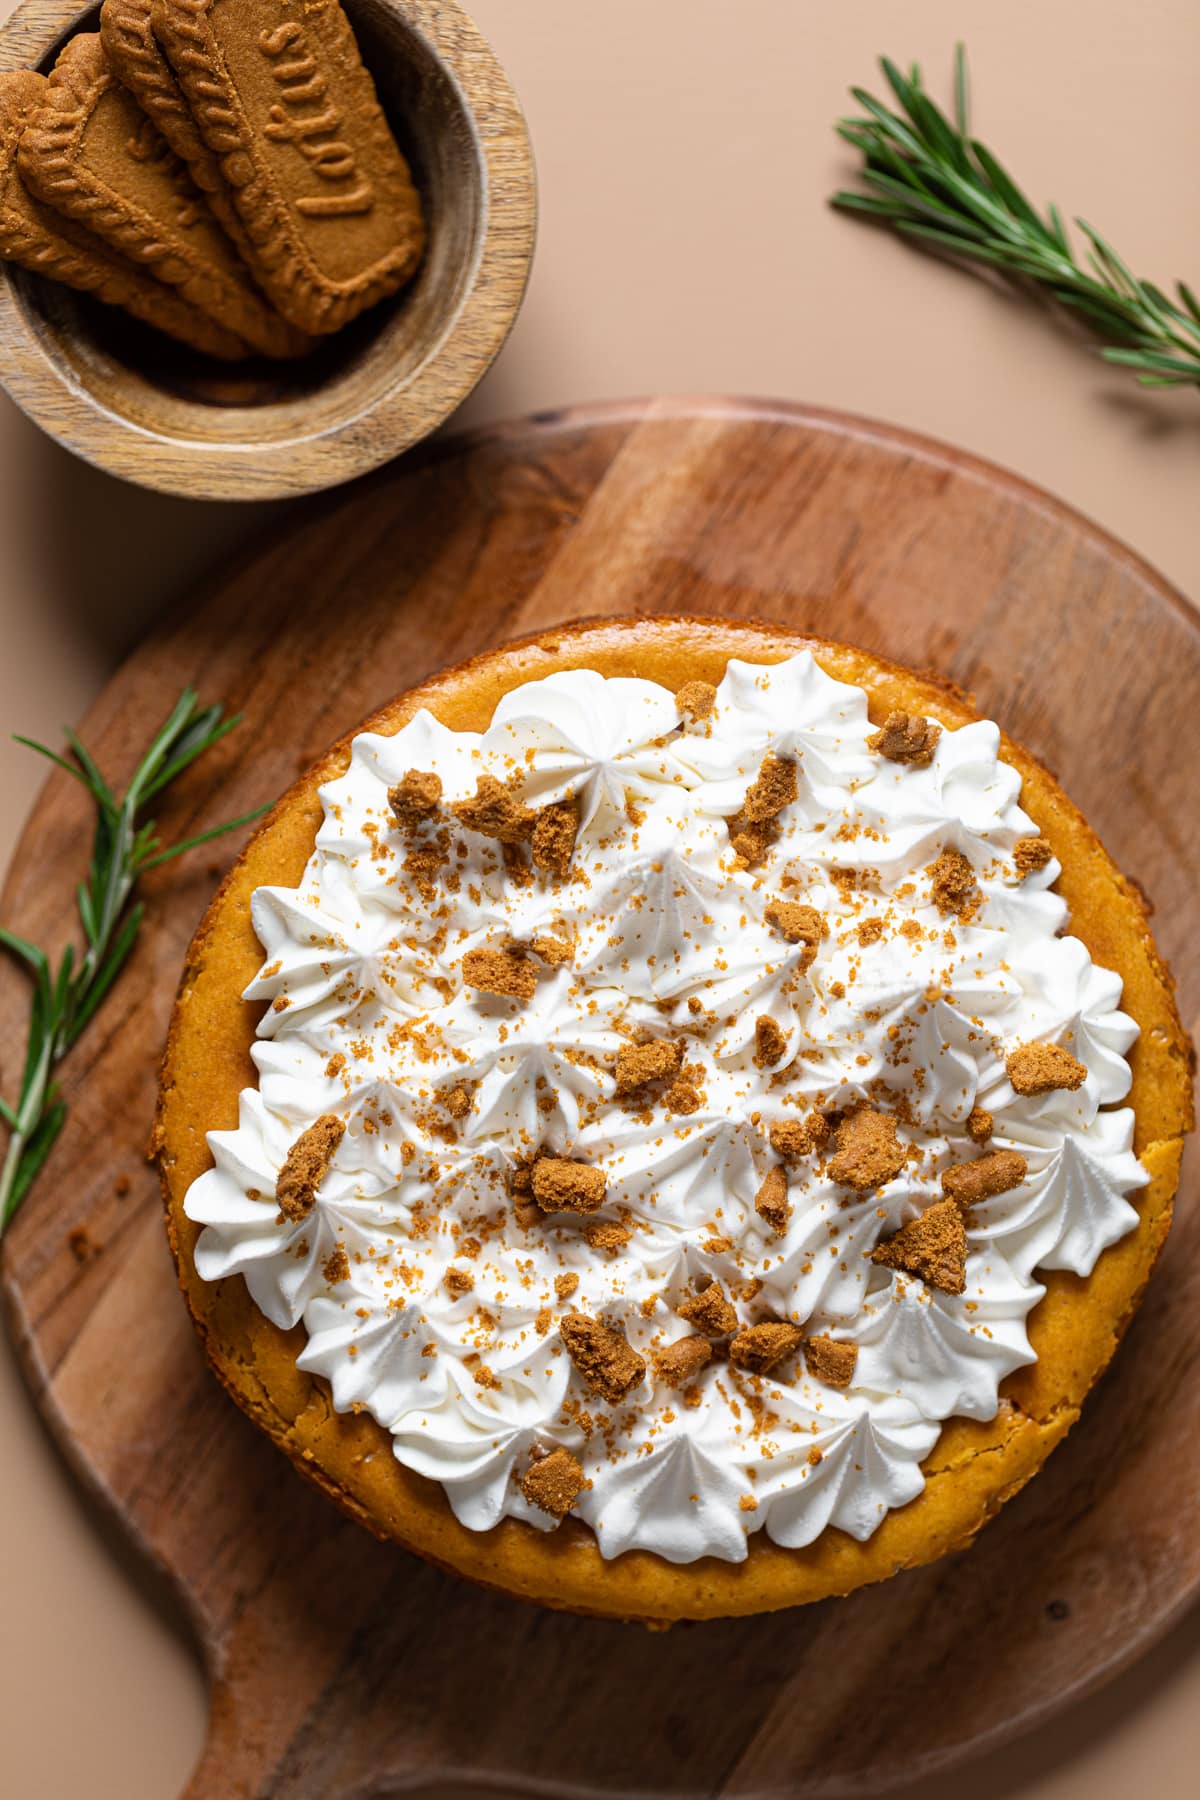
[0,0,425,360]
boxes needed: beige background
[0,1,1197,1794]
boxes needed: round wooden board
[1,398,1196,1800]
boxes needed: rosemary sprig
[832,48,1200,388]
[0,689,266,1237]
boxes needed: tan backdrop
[0,1,1197,1795]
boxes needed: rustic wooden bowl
[0,0,536,499]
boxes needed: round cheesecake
[154,616,1192,1622]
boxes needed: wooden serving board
[1,399,1197,1800]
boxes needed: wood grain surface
[0,0,535,499]
[0,398,1196,1799]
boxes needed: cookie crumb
[676,680,717,721]
[560,1313,646,1402]
[665,1079,702,1115]
[276,1115,344,1222]
[615,1038,684,1095]
[942,1149,1028,1206]
[804,1335,858,1389]
[531,1156,607,1214]
[739,1494,759,1513]
[443,1265,474,1296]
[473,1365,501,1390]
[928,849,978,919]
[743,755,798,823]
[387,769,442,825]
[754,1165,790,1234]
[453,773,535,844]
[554,1272,580,1301]
[868,711,941,766]
[829,1108,905,1190]
[1007,1042,1087,1095]
[530,932,573,966]
[728,813,776,865]
[585,1219,631,1251]
[445,1085,472,1119]
[325,1052,346,1079]
[520,1446,590,1517]
[764,900,825,970]
[768,1117,817,1160]
[532,798,579,877]
[872,1198,967,1294]
[965,1105,993,1143]
[654,1335,712,1386]
[754,1015,788,1069]
[730,1320,804,1374]
[462,947,537,1000]
[322,1246,350,1284]
[677,1281,738,1337]
[1013,836,1053,876]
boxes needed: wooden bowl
[0,0,536,499]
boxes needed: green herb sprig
[0,689,265,1237]
[832,48,1200,388]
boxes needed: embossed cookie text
[259,22,374,217]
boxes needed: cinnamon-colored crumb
[871,1198,967,1294]
[743,755,798,823]
[807,1445,824,1467]
[585,1219,631,1251]
[1013,836,1053,876]
[965,1105,993,1143]
[804,1335,858,1389]
[445,1085,472,1119]
[768,1118,816,1160]
[730,1320,804,1374]
[532,798,579,877]
[728,813,776,865]
[387,769,442,825]
[513,1198,543,1229]
[275,1115,344,1222]
[1006,1042,1087,1095]
[828,1108,905,1190]
[554,1272,580,1301]
[754,1015,788,1069]
[473,1365,501,1390]
[403,843,446,899]
[322,1246,350,1284]
[653,1335,712,1386]
[531,1156,607,1214]
[867,711,941,767]
[677,1281,738,1337]
[462,947,537,1000]
[530,932,573,966]
[942,1148,1028,1206]
[615,1038,684,1095]
[754,1165,790,1234]
[453,773,535,844]
[665,1080,702,1115]
[764,900,825,971]
[443,1265,475,1296]
[325,1052,346,1079]
[928,849,978,919]
[739,1494,759,1513]
[520,1446,589,1517]
[676,680,717,721]
[559,1313,646,1402]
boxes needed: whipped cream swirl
[185,654,1145,1562]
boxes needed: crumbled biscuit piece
[807,1445,824,1467]
[530,932,573,966]
[654,1335,712,1386]
[555,1272,580,1301]
[513,1199,543,1229]
[1013,836,1053,876]
[871,1198,967,1294]
[322,1246,350,1284]
[867,711,941,766]
[754,1165,790,1234]
[941,1149,1028,1207]
[559,1313,646,1402]
[531,1156,607,1214]
[585,1220,631,1251]
[928,849,978,918]
[276,1115,344,1222]
[965,1105,993,1143]
[730,1320,804,1374]
[676,680,717,721]
[443,1265,475,1297]
[325,1052,346,1079]
[403,843,446,899]
[520,1446,589,1517]
[829,1108,905,1190]
[1006,1043,1087,1096]
[754,1015,788,1069]
[462,947,537,1000]
[739,1494,759,1513]
[453,773,535,843]
[856,917,885,946]
[445,1085,472,1120]
[387,769,442,825]
[615,1038,684,1095]
[743,755,798,823]
[804,1335,858,1389]
[764,900,826,971]
[665,1080,702,1114]
[532,798,579,877]
[769,1118,815,1160]
[728,813,776,865]
[474,1365,501,1390]
[677,1281,738,1337]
